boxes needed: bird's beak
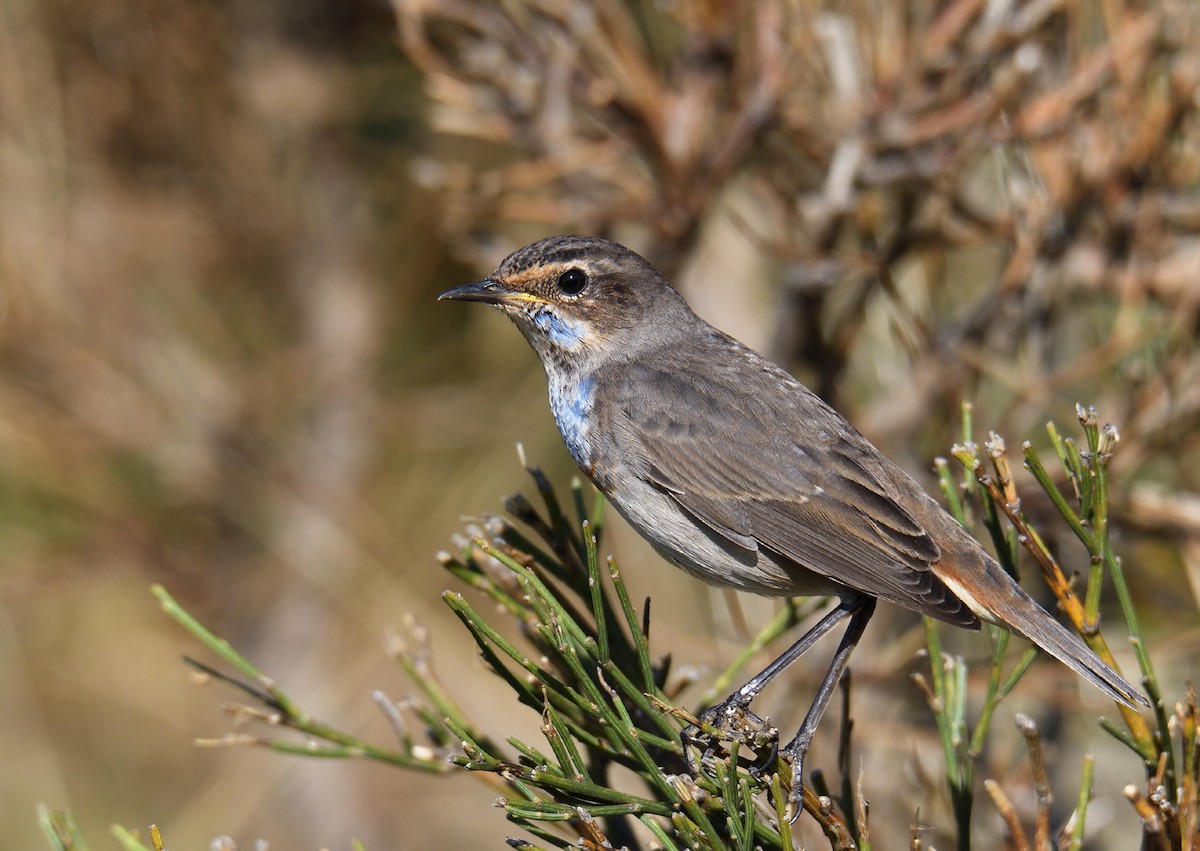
[438,278,506,304]
[438,279,544,306]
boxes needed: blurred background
[2,0,1199,848]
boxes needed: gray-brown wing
[610,346,979,628]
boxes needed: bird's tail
[987,582,1148,709]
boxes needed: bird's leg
[782,596,875,821]
[682,599,859,776]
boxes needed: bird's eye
[556,268,588,296]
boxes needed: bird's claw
[683,708,811,824]
[681,699,778,777]
[782,738,808,823]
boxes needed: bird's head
[439,235,686,370]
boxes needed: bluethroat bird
[440,235,1147,817]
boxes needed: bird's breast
[547,370,595,472]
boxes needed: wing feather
[609,338,978,627]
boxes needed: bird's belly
[602,477,843,599]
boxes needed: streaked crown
[439,235,688,367]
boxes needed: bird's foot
[781,735,810,824]
[681,698,779,778]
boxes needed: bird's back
[588,319,983,627]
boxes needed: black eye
[556,268,588,295]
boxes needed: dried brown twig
[393,0,1200,460]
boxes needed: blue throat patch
[533,306,585,350]
[548,372,595,469]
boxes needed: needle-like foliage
[119,409,1194,850]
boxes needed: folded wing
[612,343,980,629]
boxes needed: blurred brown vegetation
[2,0,1199,848]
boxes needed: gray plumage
[441,234,1146,810]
